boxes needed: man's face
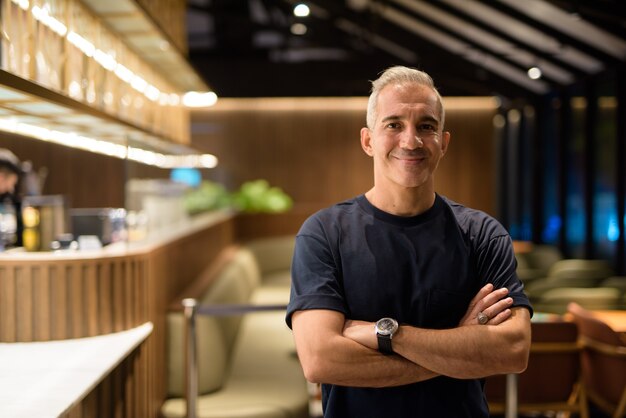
[360,82,450,191]
[0,171,18,194]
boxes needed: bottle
[0,197,17,251]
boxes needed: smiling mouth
[393,153,427,163]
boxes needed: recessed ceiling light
[527,66,542,80]
[294,4,310,17]
[291,23,307,35]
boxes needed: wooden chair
[567,302,626,418]
[485,320,588,418]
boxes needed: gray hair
[366,66,445,129]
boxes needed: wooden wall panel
[192,97,499,221]
[234,210,313,240]
[196,107,371,210]
[434,108,498,216]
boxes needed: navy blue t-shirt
[286,194,532,418]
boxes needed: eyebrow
[380,114,440,125]
[380,115,402,124]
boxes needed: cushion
[167,313,228,397]
[245,236,295,276]
[202,262,256,351]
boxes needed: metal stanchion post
[505,373,518,418]
[183,298,198,418]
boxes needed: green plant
[232,179,293,213]
[183,181,232,214]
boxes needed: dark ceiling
[186,0,626,100]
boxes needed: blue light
[607,216,619,242]
[542,215,562,243]
[170,168,201,188]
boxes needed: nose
[399,130,424,150]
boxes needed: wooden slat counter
[0,210,237,417]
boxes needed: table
[589,310,626,333]
[0,322,152,418]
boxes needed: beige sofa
[162,236,309,418]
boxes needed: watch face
[376,318,398,336]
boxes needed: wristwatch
[375,317,399,355]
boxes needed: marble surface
[0,322,153,418]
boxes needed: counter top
[0,322,153,418]
[0,209,233,261]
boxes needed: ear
[360,127,374,157]
[440,131,451,156]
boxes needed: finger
[467,283,494,312]
[486,308,512,326]
[475,287,509,314]
[482,297,513,321]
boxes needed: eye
[417,124,439,137]
[386,122,402,130]
[418,123,436,132]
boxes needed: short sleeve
[476,233,533,317]
[285,216,348,328]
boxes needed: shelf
[80,0,208,93]
[0,70,197,156]
[0,0,219,163]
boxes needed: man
[0,148,20,195]
[286,67,532,417]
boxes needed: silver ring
[477,312,489,325]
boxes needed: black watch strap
[377,333,393,354]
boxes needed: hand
[458,283,513,327]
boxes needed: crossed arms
[291,283,531,387]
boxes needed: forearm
[292,310,438,387]
[344,286,531,379]
[394,308,530,379]
[304,334,437,387]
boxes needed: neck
[365,186,436,217]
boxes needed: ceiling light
[293,4,310,17]
[1,124,220,168]
[67,31,95,57]
[93,49,117,71]
[527,66,542,80]
[182,91,218,107]
[158,40,170,51]
[12,0,29,10]
[290,23,307,35]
